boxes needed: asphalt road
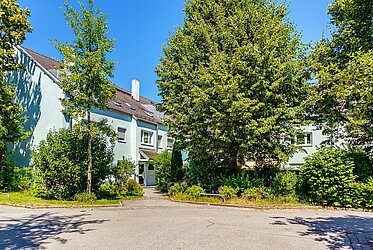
[0,188,372,250]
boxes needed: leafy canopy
[310,0,372,153]
[0,0,32,149]
[156,0,310,171]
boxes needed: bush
[347,150,373,183]
[125,179,143,196]
[154,151,172,193]
[73,192,97,202]
[243,187,270,200]
[0,161,16,191]
[114,158,135,185]
[170,147,184,182]
[32,128,114,200]
[218,186,238,200]
[298,148,356,206]
[212,171,263,195]
[97,183,119,200]
[168,182,187,196]
[271,170,297,196]
[13,167,33,191]
[186,185,204,198]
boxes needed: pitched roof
[20,46,163,125]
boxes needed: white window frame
[157,135,163,148]
[294,132,312,147]
[141,130,153,146]
[167,138,174,150]
[117,127,127,143]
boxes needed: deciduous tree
[0,0,32,159]
[156,0,309,173]
[310,0,372,153]
[55,0,115,193]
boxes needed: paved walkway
[0,188,372,249]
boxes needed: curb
[169,198,373,212]
[0,201,122,209]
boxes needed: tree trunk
[87,111,93,193]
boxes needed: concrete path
[0,188,372,250]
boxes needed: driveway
[0,187,372,250]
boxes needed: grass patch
[171,193,308,207]
[0,192,139,208]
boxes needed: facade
[7,46,173,186]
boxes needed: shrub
[13,167,33,191]
[186,185,204,198]
[32,128,114,200]
[97,183,119,200]
[218,186,238,200]
[168,182,187,196]
[0,161,16,191]
[154,151,172,193]
[347,150,373,183]
[271,170,297,196]
[125,179,143,196]
[114,158,135,185]
[298,148,356,206]
[73,192,97,202]
[243,187,270,200]
[212,171,263,195]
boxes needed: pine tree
[55,0,115,193]
[156,0,309,173]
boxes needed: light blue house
[8,46,174,186]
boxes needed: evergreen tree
[311,0,372,153]
[170,146,184,182]
[156,0,309,173]
[0,0,32,160]
[55,0,115,193]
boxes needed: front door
[145,164,156,186]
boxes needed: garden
[155,148,373,210]
[0,128,143,207]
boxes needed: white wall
[8,48,68,166]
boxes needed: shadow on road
[0,212,108,249]
[270,215,373,249]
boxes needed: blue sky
[19,0,331,102]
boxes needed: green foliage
[243,187,270,200]
[157,0,310,173]
[114,157,135,186]
[346,150,373,183]
[13,167,33,191]
[298,148,356,206]
[0,0,32,152]
[97,183,119,200]
[54,0,116,193]
[212,171,263,195]
[170,147,184,182]
[186,185,204,198]
[168,182,187,196]
[32,128,114,200]
[73,192,97,202]
[125,179,143,196]
[0,161,17,191]
[310,0,372,152]
[271,170,297,196]
[218,186,238,200]
[154,151,172,192]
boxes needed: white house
[7,46,173,186]
[7,46,327,185]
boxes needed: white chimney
[131,79,140,101]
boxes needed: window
[141,130,153,145]
[167,138,174,150]
[157,135,163,148]
[295,132,312,146]
[148,164,154,171]
[117,127,126,143]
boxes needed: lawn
[0,192,138,208]
[171,193,308,208]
